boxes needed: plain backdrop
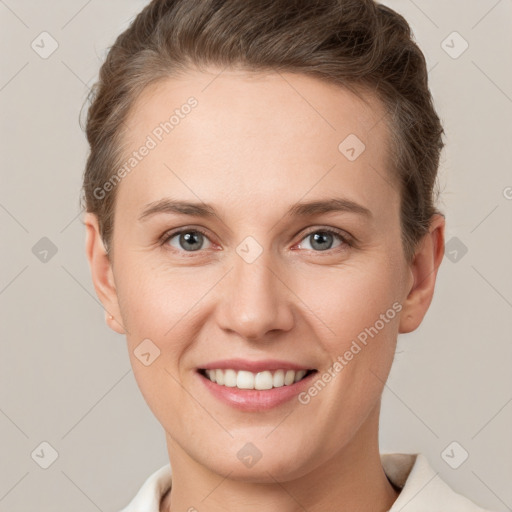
[1,1,511,511]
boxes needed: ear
[399,213,445,334]
[83,212,126,335]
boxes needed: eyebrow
[138,197,372,222]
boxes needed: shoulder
[118,463,172,512]
[382,452,496,512]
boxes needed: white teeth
[203,368,311,390]
[284,370,295,385]
[237,370,254,389]
[224,369,237,387]
[294,370,307,382]
[273,369,285,387]
[254,371,273,390]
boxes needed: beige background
[1,1,511,510]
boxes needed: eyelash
[159,226,354,256]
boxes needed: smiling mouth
[198,368,317,390]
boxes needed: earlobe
[84,212,126,335]
[398,214,445,334]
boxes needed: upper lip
[199,358,315,373]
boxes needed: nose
[215,249,295,342]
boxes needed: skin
[84,68,445,512]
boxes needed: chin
[199,446,317,484]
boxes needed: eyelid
[297,226,354,244]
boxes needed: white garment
[119,452,494,512]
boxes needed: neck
[160,402,399,512]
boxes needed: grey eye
[300,231,344,251]
[167,231,211,252]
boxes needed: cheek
[293,255,403,347]
[115,253,209,337]
[118,263,197,427]
[115,258,220,414]
[292,258,404,410]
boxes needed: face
[85,68,443,482]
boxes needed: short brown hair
[80,0,444,263]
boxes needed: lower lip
[197,370,317,411]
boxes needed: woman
[81,0,495,510]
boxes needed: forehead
[124,68,390,148]
[117,68,398,220]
